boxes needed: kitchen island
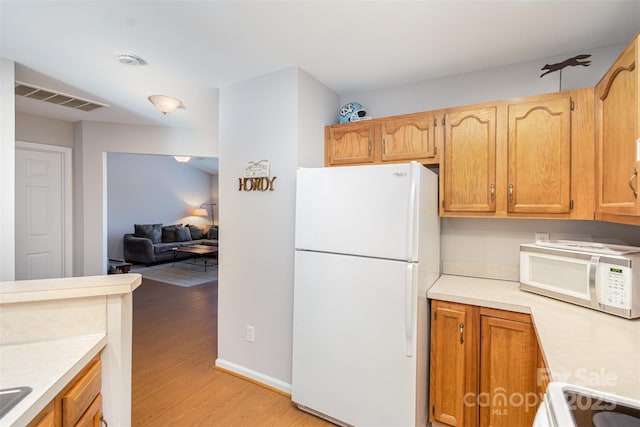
[0,274,141,426]
[428,274,640,400]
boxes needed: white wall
[341,43,626,120]
[342,42,639,281]
[106,153,216,260]
[73,116,218,276]
[15,112,74,148]
[0,58,15,280]
[298,69,340,167]
[217,68,337,392]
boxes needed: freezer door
[292,250,425,426]
[295,163,428,261]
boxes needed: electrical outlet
[535,232,550,243]
[246,325,255,343]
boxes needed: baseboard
[214,358,292,396]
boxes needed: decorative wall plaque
[239,160,277,191]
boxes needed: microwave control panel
[599,264,631,308]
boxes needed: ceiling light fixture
[148,95,182,115]
[117,53,144,66]
[174,156,191,163]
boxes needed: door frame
[15,141,73,277]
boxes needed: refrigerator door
[295,162,426,261]
[292,250,424,426]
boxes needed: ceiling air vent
[14,81,109,112]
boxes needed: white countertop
[0,273,141,426]
[0,274,142,304]
[428,274,640,400]
[0,334,107,426]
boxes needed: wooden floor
[132,278,334,426]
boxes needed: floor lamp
[194,203,216,225]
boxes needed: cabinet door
[479,315,538,427]
[442,107,497,213]
[325,123,376,166]
[596,36,640,217]
[74,394,102,427]
[62,359,101,427]
[27,401,55,427]
[507,96,572,214]
[380,114,437,163]
[429,301,477,427]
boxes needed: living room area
[107,152,219,286]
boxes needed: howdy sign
[239,160,277,191]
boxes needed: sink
[540,382,640,426]
[0,387,32,419]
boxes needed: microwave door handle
[589,255,600,308]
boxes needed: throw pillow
[176,226,192,242]
[134,224,162,244]
[162,224,182,243]
[186,224,204,240]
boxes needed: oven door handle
[588,255,600,308]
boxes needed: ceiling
[1,1,639,133]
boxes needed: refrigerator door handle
[405,164,417,260]
[405,264,416,357]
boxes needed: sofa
[124,223,218,265]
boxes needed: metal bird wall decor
[540,54,592,91]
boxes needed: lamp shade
[194,208,208,216]
[148,95,182,115]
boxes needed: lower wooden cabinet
[28,356,103,427]
[28,401,55,427]
[430,300,545,427]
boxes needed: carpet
[131,260,218,287]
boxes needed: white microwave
[520,240,640,319]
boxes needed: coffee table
[172,245,218,272]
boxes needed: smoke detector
[117,53,145,66]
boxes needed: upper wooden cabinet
[324,112,441,167]
[442,106,497,213]
[595,33,640,226]
[440,89,595,220]
[325,122,376,166]
[507,96,572,214]
[380,113,438,162]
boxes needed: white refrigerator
[292,162,440,427]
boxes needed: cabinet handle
[368,140,372,156]
[100,415,108,427]
[382,138,386,155]
[490,184,495,202]
[508,183,514,203]
[459,323,464,344]
[629,168,638,199]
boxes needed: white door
[295,162,422,261]
[292,250,420,426]
[15,142,72,279]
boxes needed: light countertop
[0,273,141,426]
[0,273,142,304]
[428,274,640,400]
[0,334,107,427]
